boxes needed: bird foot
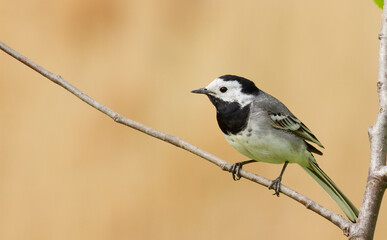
[229,162,243,181]
[229,160,256,181]
[269,177,282,197]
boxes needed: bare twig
[0,41,354,234]
[349,3,387,240]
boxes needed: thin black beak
[191,88,211,94]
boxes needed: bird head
[191,75,259,108]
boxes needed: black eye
[220,87,228,93]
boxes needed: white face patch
[205,78,256,107]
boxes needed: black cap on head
[219,75,259,95]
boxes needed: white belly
[224,126,310,166]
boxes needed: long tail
[303,161,359,222]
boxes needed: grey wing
[270,112,324,149]
[252,90,324,154]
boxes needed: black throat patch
[207,95,250,135]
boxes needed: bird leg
[229,160,256,181]
[269,161,289,197]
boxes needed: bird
[191,74,359,222]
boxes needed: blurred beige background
[0,0,385,239]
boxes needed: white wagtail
[191,75,358,222]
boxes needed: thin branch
[0,41,353,234]
[350,3,387,239]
